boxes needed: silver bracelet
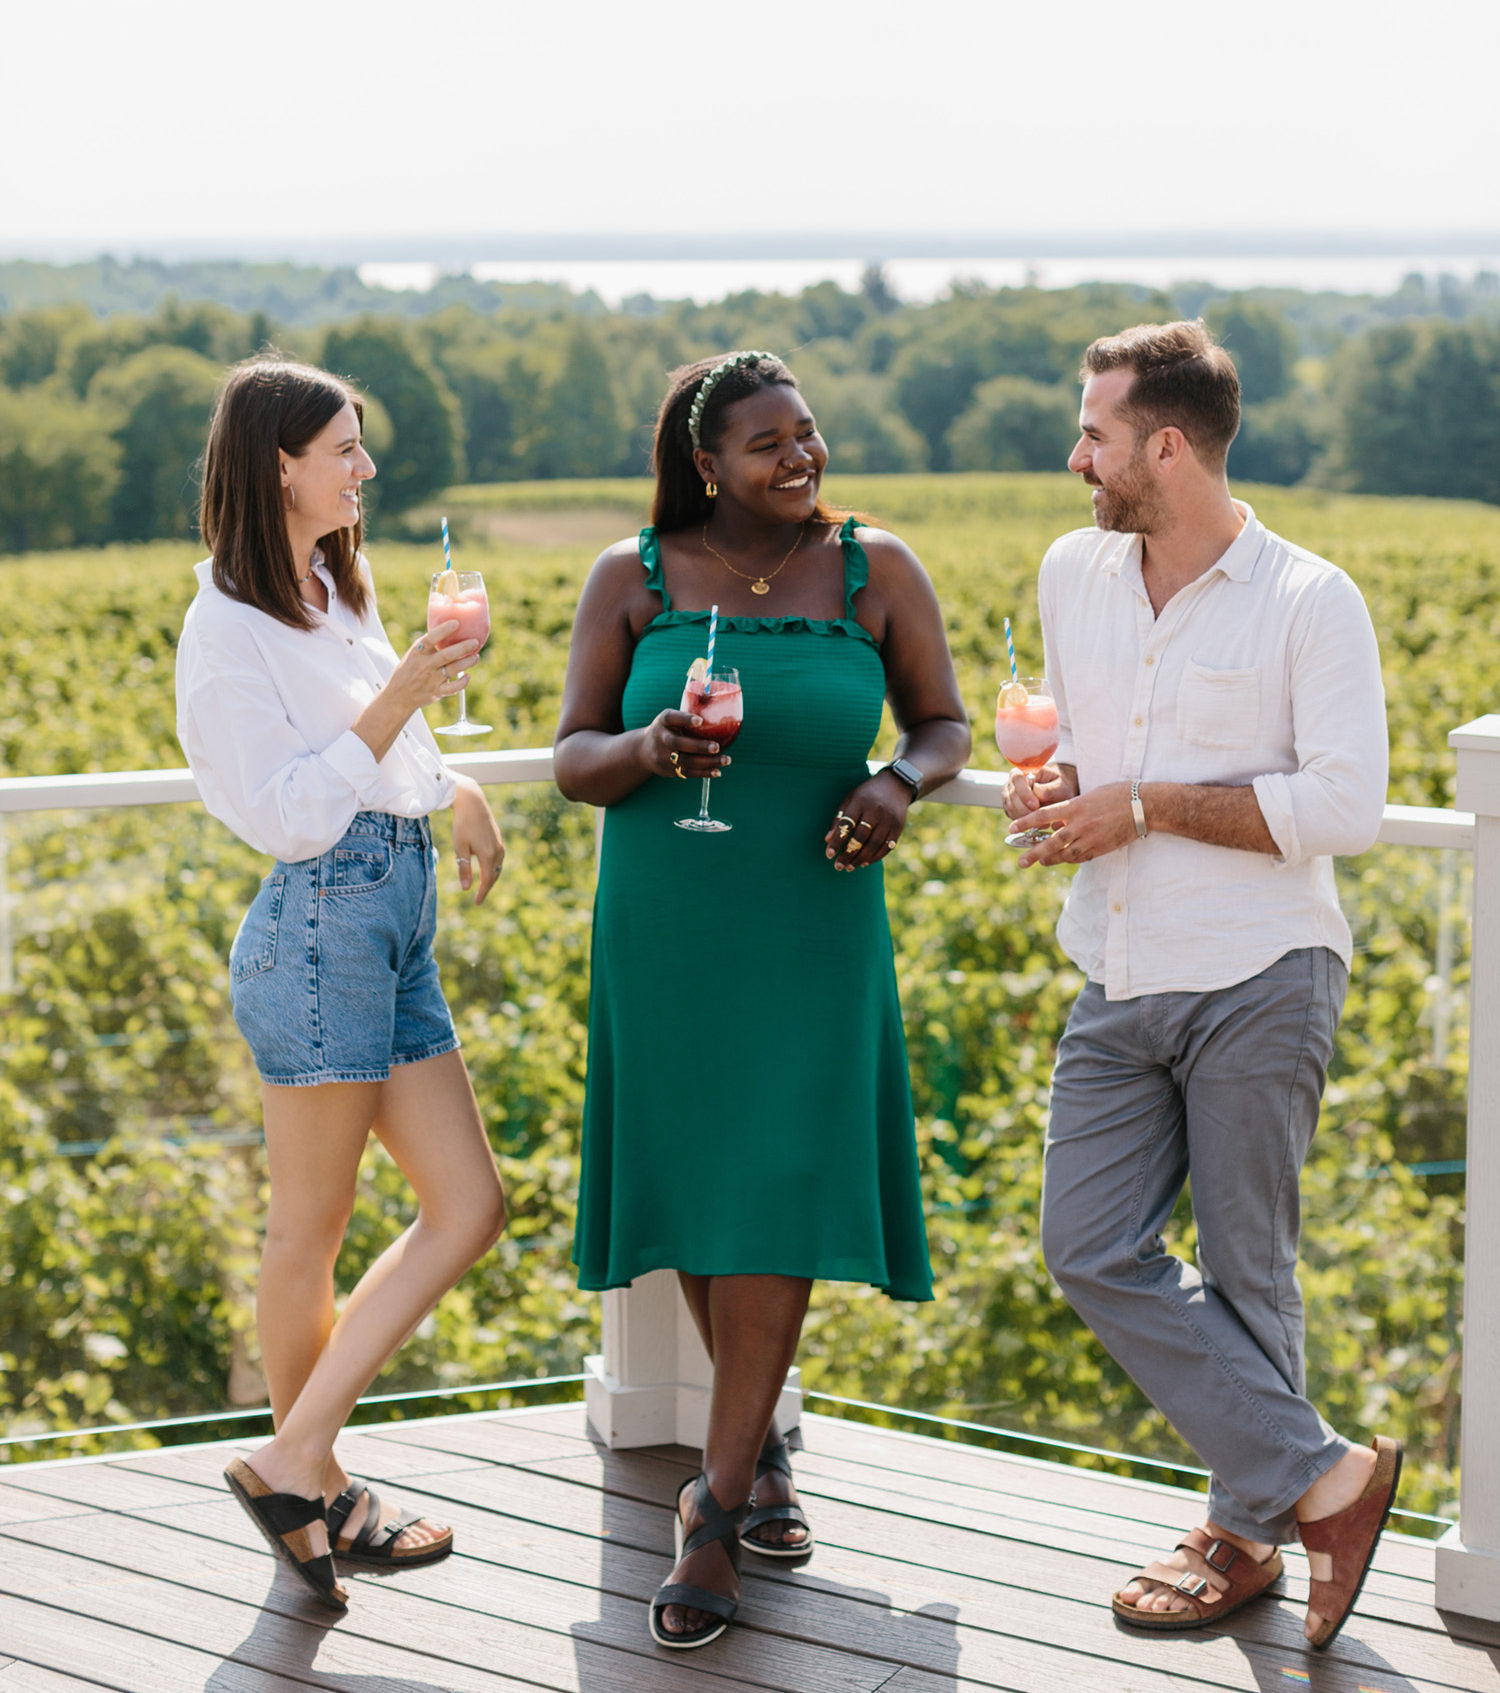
[1130,778,1149,839]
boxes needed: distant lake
[357,252,1500,306]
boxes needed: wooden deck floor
[0,1403,1494,1693]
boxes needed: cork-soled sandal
[1112,1527,1284,1631]
[327,1476,454,1569]
[1300,1435,1403,1650]
[224,1456,348,1612]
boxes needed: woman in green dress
[555,351,969,1649]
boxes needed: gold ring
[844,837,862,855]
[855,818,874,832]
[675,766,687,779]
[836,811,854,825]
[838,821,851,840]
[669,750,679,766]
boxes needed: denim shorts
[229,812,459,1086]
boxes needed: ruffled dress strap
[837,516,868,619]
[639,526,671,610]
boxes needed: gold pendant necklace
[701,521,805,595]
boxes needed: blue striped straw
[1003,616,1018,680]
[441,515,452,573]
[705,604,718,679]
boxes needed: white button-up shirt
[176,554,455,863]
[1039,503,1387,1000]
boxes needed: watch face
[891,759,922,792]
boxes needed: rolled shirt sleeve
[1251,570,1388,866]
[175,554,455,863]
[179,641,382,862]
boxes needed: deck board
[0,1404,1490,1693]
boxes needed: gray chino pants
[1041,946,1351,1543]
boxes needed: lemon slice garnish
[686,657,709,687]
[999,681,1030,710]
[436,569,461,598]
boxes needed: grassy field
[0,472,1491,1518]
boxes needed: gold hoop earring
[285,484,296,510]
[705,482,718,499]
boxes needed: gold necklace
[701,522,804,595]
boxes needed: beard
[1089,449,1167,534]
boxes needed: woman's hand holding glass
[395,619,481,712]
[641,707,732,782]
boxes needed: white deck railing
[3,716,1498,1620]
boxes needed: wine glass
[996,676,1059,847]
[428,570,492,736]
[675,667,742,833]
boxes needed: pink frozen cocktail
[428,585,490,650]
[996,677,1058,847]
[428,569,492,736]
[994,682,1058,770]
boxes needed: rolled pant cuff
[1207,1433,1351,1545]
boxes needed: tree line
[3,268,1500,553]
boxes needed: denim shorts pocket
[1177,661,1260,749]
[230,872,287,983]
[325,843,394,896]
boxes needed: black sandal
[739,1427,815,1559]
[648,1474,747,1650]
[327,1476,454,1569]
[224,1456,348,1612]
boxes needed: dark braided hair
[650,351,841,533]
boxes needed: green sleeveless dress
[572,519,933,1302]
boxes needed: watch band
[887,757,924,798]
[1130,779,1149,839]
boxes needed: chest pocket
[1177,661,1260,749]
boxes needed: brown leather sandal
[1112,1526,1284,1631]
[1299,1435,1403,1649]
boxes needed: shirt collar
[1214,501,1262,581]
[1099,500,1263,586]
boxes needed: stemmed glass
[428,570,492,736]
[675,666,742,833]
[995,677,1059,847]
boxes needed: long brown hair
[200,358,371,628]
[650,352,843,534]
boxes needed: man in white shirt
[1004,321,1401,1651]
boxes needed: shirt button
[1144,655,1155,667]
[1134,715,1143,727]
[1113,902,1123,913]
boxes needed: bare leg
[676,1268,806,1552]
[246,1052,505,1556]
[659,1274,811,1638]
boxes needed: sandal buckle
[1205,1539,1238,1574]
[1176,1573,1210,1597]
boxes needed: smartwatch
[885,757,924,799]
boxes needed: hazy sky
[3,0,1495,255]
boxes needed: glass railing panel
[799,822,1465,1538]
[0,791,597,1461]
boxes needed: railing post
[1436,714,1500,1620]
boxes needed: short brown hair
[201,358,370,629]
[1080,320,1240,470]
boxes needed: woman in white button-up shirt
[176,359,506,1610]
